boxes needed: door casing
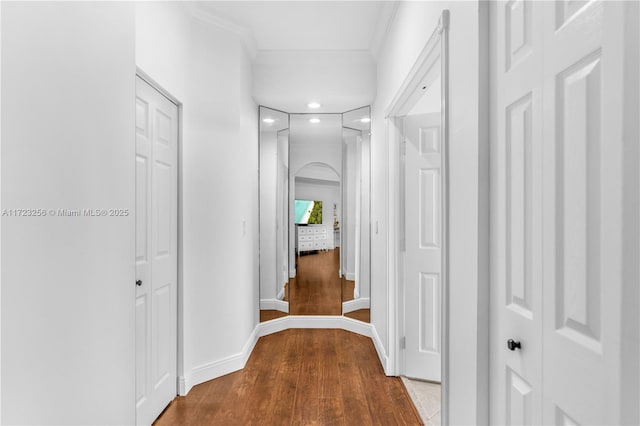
[385,10,450,424]
[135,68,184,402]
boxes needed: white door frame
[134,68,184,399]
[385,10,450,424]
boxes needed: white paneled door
[490,1,627,423]
[403,113,442,382]
[135,76,178,426]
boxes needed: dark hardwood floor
[344,309,370,322]
[289,249,342,316]
[154,329,422,425]
[260,309,288,322]
[260,248,372,322]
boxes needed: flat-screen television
[294,200,323,225]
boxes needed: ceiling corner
[185,2,258,61]
[370,1,400,62]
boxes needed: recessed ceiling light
[360,118,371,123]
[262,118,275,124]
[309,118,320,124]
[307,102,321,109]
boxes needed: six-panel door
[135,76,178,426]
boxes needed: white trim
[387,116,401,378]
[345,272,356,281]
[0,2,3,418]
[136,69,181,106]
[385,9,451,423]
[276,286,286,301]
[342,297,370,313]
[183,3,257,60]
[370,322,390,374]
[258,316,388,373]
[370,1,400,61]
[259,298,289,313]
[177,376,186,397]
[181,317,390,397]
[183,324,260,396]
[385,15,446,118]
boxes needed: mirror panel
[341,106,371,322]
[289,114,343,315]
[259,106,371,322]
[259,107,290,322]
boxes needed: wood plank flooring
[289,249,342,316]
[344,309,370,322]
[154,329,422,425]
[260,248,371,323]
[260,309,288,322]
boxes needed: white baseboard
[345,272,356,281]
[183,324,259,396]
[182,316,388,396]
[260,298,289,313]
[178,376,187,396]
[257,315,386,372]
[342,297,370,313]
[258,315,372,336]
[289,269,296,278]
[370,324,391,375]
[276,286,286,301]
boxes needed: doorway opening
[386,10,449,425]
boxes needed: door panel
[490,1,544,423]
[404,113,442,382]
[541,1,621,423]
[491,1,627,424]
[506,367,533,425]
[135,76,178,426]
[419,273,440,354]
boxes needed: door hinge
[400,336,406,350]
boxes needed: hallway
[154,329,422,425]
[2,1,638,424]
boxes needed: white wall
[1,3,136,424]
[371,2,488,425]
[136,2,259,393]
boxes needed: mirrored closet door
[259,106,371,323]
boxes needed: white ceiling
[197,1,394,52]
[289,113,343,144]
[192,1,398,112]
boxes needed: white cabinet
[296,224,331,254]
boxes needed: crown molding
[184,2,258,61]
[370,0,400,62]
